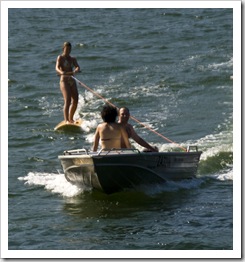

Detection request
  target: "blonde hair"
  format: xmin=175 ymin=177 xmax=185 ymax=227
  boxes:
xmin=63 ymin=42 xmax=72 ymax=49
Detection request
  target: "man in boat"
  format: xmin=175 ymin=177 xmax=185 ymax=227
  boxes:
xmin=56 ymin=42 xmax=80 ymax=124
xmin=118 ymin=107 xmax=158 ymax=152
xmin=93 ymin=105 xmax=131 ymax=151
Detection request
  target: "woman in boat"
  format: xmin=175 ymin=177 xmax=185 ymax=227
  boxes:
xmin=55 ymin=42 xmax=80 ymax=124
xmin=118 ymin=107 xmax=158 ymax=152
xmin=93 ymin=105 xmax=131 ymax=151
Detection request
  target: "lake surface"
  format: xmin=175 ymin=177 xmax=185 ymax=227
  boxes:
xmin=3 ymin=3 xmax=241 ymax=258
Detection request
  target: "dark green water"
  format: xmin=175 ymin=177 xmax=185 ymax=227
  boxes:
xmin=6 ymin=7 xmax=234 ymax=253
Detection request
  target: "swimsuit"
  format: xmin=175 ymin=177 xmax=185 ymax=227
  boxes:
xmin=63 ymin=58 xmax=74 ymax=69
xmin=60 ymin=56 xmax=75 ymax=86
xmin=60 ymin=77 xmax=75 ymax=87
xmin=101 ymin=138 xmax=121 ymax=141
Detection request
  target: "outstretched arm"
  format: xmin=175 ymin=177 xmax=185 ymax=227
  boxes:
xmin=130 ymin=125 xmax=158 ymax=152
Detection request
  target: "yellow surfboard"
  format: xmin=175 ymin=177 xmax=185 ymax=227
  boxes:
xmin=54 ymin=119 xmax=83 ymax=132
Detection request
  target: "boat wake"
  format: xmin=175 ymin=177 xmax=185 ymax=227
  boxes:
xmin=195 ymin=132 xmax=233 ymax=180
xmin=18 ymin=168 xmax=232 ymax=199
xmin=18 ymin=172 xmax=91 ymax=198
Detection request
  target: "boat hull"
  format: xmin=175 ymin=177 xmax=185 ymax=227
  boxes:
xmin=59 ymin=149 xmax=202 ymax=194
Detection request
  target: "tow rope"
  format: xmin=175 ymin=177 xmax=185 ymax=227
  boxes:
xmin=72 ymin=76 xmax=187 ymax=152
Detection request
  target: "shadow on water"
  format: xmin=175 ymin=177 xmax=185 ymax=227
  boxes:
xmin=62 ymin=181 xmax=202 ymax=220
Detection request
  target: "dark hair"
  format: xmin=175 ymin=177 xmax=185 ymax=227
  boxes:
xmin=120 ymin=107 xmax=130 ymax=114
xmin=101 ymin=105 xmax=118 ymax=123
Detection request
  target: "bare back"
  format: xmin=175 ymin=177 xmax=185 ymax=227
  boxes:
xmin=93 ymin=122 xmax=131 ymax=151
xmin=99 ymin=123 xmax=122 ymax=149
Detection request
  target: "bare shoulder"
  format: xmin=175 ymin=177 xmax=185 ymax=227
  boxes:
xmin=110 ymin=122 xmax=121 ymax=130
xmin=71 ymin=56 xmax=78 ymax=62
xmin=72 ymin=56 xmax=79 ymax=66
xmin=126 ymin=123 xmax=134 ymax=132
xmin=128 ymin=123 xmax=139 ymax=139
xmin=97 ymin=123 xmax=105 ymax=129
xmin=58 ymin=55 xmax=66 ymax=63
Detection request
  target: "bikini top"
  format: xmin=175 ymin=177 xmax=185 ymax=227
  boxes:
xmin=62 ymin=56 xmax=74 ymax=70
xmin=101 ymin=137 xmax=121 ymax=141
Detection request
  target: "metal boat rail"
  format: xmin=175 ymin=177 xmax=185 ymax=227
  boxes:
xmin=186 ymin=146 xmax=199 ymax=152
xmin=61 ymin=148 xmax=141 ymax=157
xmin=97 ymin=148 xmax=141 ymax=155
xmin=61 ymin=146 xmax=200 ymax=157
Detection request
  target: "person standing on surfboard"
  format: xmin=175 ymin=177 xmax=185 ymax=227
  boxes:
xmin=56 ymin=42 xmax=80 ymax=124
xmin=118 ymin=107 xmax=158 ymax=152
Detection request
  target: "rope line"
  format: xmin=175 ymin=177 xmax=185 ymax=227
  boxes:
xmin=72 ymin=76 xmax=187 ymax=152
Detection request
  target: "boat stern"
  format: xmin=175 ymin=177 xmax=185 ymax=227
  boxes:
xmin=58 ymin=149 xmax=102 ymax=191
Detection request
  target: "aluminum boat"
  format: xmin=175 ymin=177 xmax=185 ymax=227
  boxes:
xmin=58 ymin=147 xmax=202 ymax=194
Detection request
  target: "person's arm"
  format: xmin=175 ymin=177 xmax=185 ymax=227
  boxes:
xmin=64 ymin=57 xmax=80 ymax=75
xmin=55 ymin=55 xmax=64 ymax=75
xmin=72 ymin=57 xmax=80 ymax=74
xmin=130 ymin=125 xmax=158 ymax=152
xmin=55 ymin=56 xmax=80 ymax=76
xmin=93 ymin=127 xmax=100 ymax=151
xmin=121 ymin=127 xmax=131 ymax=149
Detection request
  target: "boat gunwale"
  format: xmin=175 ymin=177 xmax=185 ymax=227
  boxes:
xmin=58 ymin=151 xmax=202 ymax=160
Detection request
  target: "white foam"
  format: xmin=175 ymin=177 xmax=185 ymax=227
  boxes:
xmin=195 ymin=129 xmax=232 ymax=161
xmin=81 ymin=119 xmax=98 ymax=133
xmin=18 ymin=172 xmax=87 ymax=197
xmin=208 ymin=57 xmax=233 ymax=70
xmin=85 ymin=133 xmax=95 ymax=144
xmin=74 ymin=94 xmax=85 ymax=120
xmin=205 ymin=168 xmax=233 ymax=181
xmin=214 ymin=169 xmax=233 ymax=181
